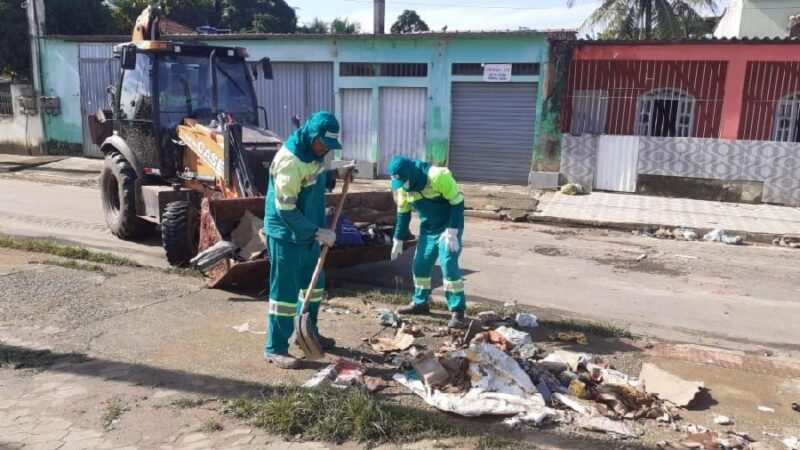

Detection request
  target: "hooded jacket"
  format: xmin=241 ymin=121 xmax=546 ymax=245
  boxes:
xmin=391 ymin=157 xmax=465 ymax=240
xmin=264 ymin=114 xmax=336 ymax=244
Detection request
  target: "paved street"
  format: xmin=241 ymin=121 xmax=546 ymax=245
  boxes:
xmin=1 ymin=172 xmax=799 ymax=354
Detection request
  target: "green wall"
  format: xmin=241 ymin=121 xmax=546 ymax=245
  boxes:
xmin=40 ymin=33 xmax=555 ymax=175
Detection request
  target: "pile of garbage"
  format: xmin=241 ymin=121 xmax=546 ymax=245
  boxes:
xmin=363 ymin=308 xmax=695 ymax=438
xmin=635 ymin=226 xmax=745 ymax=245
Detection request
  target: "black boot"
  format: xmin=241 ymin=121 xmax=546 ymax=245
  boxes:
xmin=448 ymin=311 xmax=467 ymax=329
xmin=397 ymin=302 xmax=431 ymax=315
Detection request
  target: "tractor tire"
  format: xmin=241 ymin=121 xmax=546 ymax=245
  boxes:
xmin=161 ymin=200 xmax=200 ymax=267
xmin=100 ymin=152 xmax=153 ymax=240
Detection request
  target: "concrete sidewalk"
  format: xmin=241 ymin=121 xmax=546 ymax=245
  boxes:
xmin=537 ymin=191 xmax=800 ymax=238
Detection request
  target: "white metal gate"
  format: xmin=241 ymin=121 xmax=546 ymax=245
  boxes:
xmin=250 ymin=62 xmax=334 ymax=140
xmin=378 ymin=87 xmax=426 ymax=175
xmin=340 ymin=89 xmax=372 ymax=163
xmin=594 ymin=135 xmax=640 ymax=192
xmin=79 ymin=44 xmax=118 ymax=157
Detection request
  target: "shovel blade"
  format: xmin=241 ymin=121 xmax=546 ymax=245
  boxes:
xmin=294 ymin=313 xmax=324 ymax=360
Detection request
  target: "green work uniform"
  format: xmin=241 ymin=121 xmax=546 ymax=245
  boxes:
xmin=263 ymin=112 xmax=338 ymax=356
xmin=391 ymin=157 xmax=467 ymax=312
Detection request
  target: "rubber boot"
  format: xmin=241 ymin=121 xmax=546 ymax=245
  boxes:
xmin=398 ymin=302 xmax=431 ymax=315
xmin=448 ymin=311 xmax=467 ymax=329
xmin=264 ymin=352 xmax=300 ymax=369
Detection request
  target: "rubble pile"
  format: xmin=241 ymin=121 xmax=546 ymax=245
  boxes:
xmin=635 ymin=226 xmax=746 ymax=246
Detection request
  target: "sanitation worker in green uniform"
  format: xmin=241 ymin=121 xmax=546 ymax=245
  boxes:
xmin=388 ymin=156 xmax=467 ymax=329
xmin=263 ymin=111 xmax=355 ymax=369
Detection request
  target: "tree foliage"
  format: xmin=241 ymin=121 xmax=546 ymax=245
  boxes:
xmin=570 ymin=0 xmax=719 ymax=39
xmin=390 ymin=9 xmax=429 ymax=34
xmin=0 ymin=0 xmax=30 ymax=79
xmin=330 ymin=17 xmax=360 ymax=34
xmin=107 ymin=0 xmax=217 ymax=32
xmin=45 ymin=0 xmax=121 ymax=35
xmin=217 ymin=0 xmax=297 ymax=33
xmin=298 ymin=17 xmax=329 ymax=34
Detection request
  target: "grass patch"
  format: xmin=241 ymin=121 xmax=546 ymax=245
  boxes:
xmin=540 ymin=319 xmax=632 ymax=339
xmin=30 ymin=259 xmax=109 ymax=274
xmin=163 ymin=267 xmax=206 ymax=279
xmin=169 ymin=397 xmax=210 ymax=409
xmin=0 ymin=348 xmax=58 ymax=370
xmin=199 ymin=418 xmax=223 ymax=432
xmin=102 ymin=398 xmax=127 ymax=428
xmin=476 ymin=435 xmax=537 ymax=449
xmin=223 ymin=387 xmax=453 ymax=445
xmin=0 ymin=234 xmax=140 ymax=267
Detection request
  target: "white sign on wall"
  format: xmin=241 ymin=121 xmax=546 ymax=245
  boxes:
xmin=483 ymin=64 xmax=512 ymax=82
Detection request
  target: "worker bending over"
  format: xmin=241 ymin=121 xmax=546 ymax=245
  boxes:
xmin=388 ymin=156 xmax=467 ymax=329
xmin=263 ymin=111 xmax=355 ymax=369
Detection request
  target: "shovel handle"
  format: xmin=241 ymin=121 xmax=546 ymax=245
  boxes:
xmin=301 ymin=168 xmax=353 ymax=313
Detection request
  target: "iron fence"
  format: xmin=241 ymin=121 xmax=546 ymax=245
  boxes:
xmin=0 ymin=88 xmax=12 ymax=116
xmin=739 ymin=61 xmax=800 ymax=142
xmin=563 ymin=60 xmax=727 ymax=139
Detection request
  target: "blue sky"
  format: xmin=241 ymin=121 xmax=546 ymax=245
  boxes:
xmin=289 ymin=0 xmax=604 ymax=33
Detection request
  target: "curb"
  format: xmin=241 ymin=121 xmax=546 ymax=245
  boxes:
xmin=532 ymin=214 xmax=784 ymax=245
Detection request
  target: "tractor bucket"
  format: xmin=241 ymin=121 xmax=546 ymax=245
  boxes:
xmin=197 ymin=190 xmax=416 ymax=290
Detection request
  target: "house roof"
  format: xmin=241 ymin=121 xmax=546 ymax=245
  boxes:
xmin=572 ymin=36 xmax=799 ymax=45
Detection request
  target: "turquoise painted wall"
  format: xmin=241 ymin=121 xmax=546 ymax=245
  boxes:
xmin=39 ymin=38 xmax=83 ymax=146
xmin=40 ymin=34 xmax=552 ymax=171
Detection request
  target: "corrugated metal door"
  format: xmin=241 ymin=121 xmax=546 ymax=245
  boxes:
xmin=448 ymin=82 xmax=537 ymax=184
xmin=79 ymin=44 xmax=119 ymax=157
xmin=250 ymin=62 xmax=334 ymax=140
xmin=594 ymin=135 xmax=639 ymax=192
xmin=378 ymin=87 xmax=426 ymax=175
xmin=340 ymin=89 xmax=372 ymax=162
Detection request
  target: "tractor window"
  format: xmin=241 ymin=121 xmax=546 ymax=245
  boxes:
xmin=156 ymin=54 xmax=257 ymax=125
xmin=118 ymin=53 xmax=153 ymax=121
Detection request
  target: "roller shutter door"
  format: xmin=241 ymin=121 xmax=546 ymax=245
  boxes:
xmin=448 ymin=82 xmax=537 ymax=184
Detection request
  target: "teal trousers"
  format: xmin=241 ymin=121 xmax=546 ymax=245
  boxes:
xmin=265 ymin=236 xmax=325 ymax=355
xmin=411 ymin=230 xmax=466 ymax=312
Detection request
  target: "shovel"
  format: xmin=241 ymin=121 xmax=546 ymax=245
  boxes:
xmin=295 ymin=169 xmax=353 ymax=360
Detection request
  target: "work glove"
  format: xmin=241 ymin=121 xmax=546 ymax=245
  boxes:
xmin=336 ymin=161 xmax=358 ymax=182
xmin=315 ymin=228 xmax=337 ymax=248
xmin=391 ymin=238 xmax=403 ymax=261
xmin=438 ymin=228 xmax=460 ymax=253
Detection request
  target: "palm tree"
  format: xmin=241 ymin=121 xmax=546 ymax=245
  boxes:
xmin=568 ymin=0 xmax=719 ymax=39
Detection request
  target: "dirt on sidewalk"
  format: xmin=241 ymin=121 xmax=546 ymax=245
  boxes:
xmin=1 ymin=246 xmax=799 ymax=450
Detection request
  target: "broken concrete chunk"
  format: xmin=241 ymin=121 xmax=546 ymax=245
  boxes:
xmin=477 ymin=311 xmax=503 ymax=325
xmin=639 ymin=363 xmax=704 ymax=407
xmin=579 ymin=415 xmax=641 ymax=438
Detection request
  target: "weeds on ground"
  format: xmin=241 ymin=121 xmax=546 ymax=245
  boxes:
xmin=476 ymin=435 xmax=537 ymax=449
xmin=199 ymin=418 xmax=223 ymax=432
xmin=223 ymin=387 xmax=453 ymax=445
xmin=540 ymin=319 xmax=632 ymax=338
xmin=163 ymin=267 xmax=205 ymax=279
xmin=0 ymin=348 xmax=57 ymax=370
xmin=30 ymin=259 xmax=109 ymax=274
xmin=169 ymin=397 xmax=211 ymax=409
xmin=102 ymin=398 xmax=127 ymax=428
xmin=0 ymin=234 xmax=140 ymax=267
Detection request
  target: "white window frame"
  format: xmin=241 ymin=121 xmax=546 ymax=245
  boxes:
xmin=773 ymin=92 xmax=800 ymax=142
xmin=635 ymin=88 xmax=695 ymax=138
xmin=570 ymin=90 xmax=608 ymax=135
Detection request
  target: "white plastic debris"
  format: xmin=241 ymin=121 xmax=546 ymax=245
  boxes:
xmin=232 ymin=322 xmax=250 ymax=333
xmin=758 ymin=405 xmax=776 ymax=413
xmin=539 ymin=353 xmax=569 ymax=373
xmin=722 ymin=235 xmax=744 ymax=245
xmin=601 ymin=368 xmax=642 ymax=389
xmin=681 ymin=229 xmax=698 ymax=241
xmin=783 ymin=436 xmax=799 ymax=450
xmin=304 ymin=359 xmax=364 ymax=388
xmin=494 ymin=326 xmax=533 ymax=349
xmin=393 ymin=373 xmax=557 ymax=425
xmin=713 ymin=415 xmax=733 ymax=425
xmin=580 ymin=415 xmax=640 ymax=438
xmin=703 ymin=228 xmax=725 ymax=242
xmin=460 ymin=343 xmax=538 ymax=397
xmin=515 ymin=312 xmax=538 ymax=328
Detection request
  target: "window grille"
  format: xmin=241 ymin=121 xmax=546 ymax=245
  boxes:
xmin=340 ymin=63 xmax=427 ymax=77
xmin=635 ymin=89 xmax=695 ymax=138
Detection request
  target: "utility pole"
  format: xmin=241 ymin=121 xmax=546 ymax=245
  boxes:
xmin=374 ymin=0 xmax=385 ymax=34
xmin=24 ymin=0 xmax=46 ymax=94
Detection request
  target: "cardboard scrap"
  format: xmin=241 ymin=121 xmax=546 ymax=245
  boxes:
xmin=364 ymin=330 xmax=415 ymax=353
xmin=639 ymin=363 xmax=704 ymax=407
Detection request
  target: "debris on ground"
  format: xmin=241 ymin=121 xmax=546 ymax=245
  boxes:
xmin=639 ymin=363 xmax=704 ymax=408
xmin=477 ymin=310 xmax=504 ymax=325
xmin=304 ymin=359 xmax=365 ymax=388
xmin=580 ymin=415 xmax=641 ymax=438
xmin=377 ymin=309 xmax=400 ymax=327
xmin=714 ymin=415 xmax=733 ymax=425
xmin=364 ymin=330 xmax=415 ymax=353
xmin=773 ymin=234 xmax=800 ymax=249
xmin=658 ymin=430 xmax=760 ymax=449
xmin=495 ymin=326 xmax=533 ymax=348
xmin=637 ymin=253 xmax=648 ymax=262
xmin=703 ymin=228 xmax=745 ymax=245
xmin=784 ymin=436 xmax=799 ymax=450
xmin=363 ymin=375 xmax=389 ymax=393
xmin=758 ymin=405 xmax=776 ymax=413
xmin=230 ymin=322 xmax=265 ymax=335
xmin=230 ymin=210 xmax=266 ymax=260
xmin=515 ymin=312 xmax=538 ymax=328
xmin=550 ymin=331 xmax=589 ymax=345
xmin=560 ymin=183 xmax=588 ymax=195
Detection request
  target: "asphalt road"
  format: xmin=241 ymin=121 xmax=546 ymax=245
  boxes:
xmin=1 ymin=175 xmax=798 ymax=354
